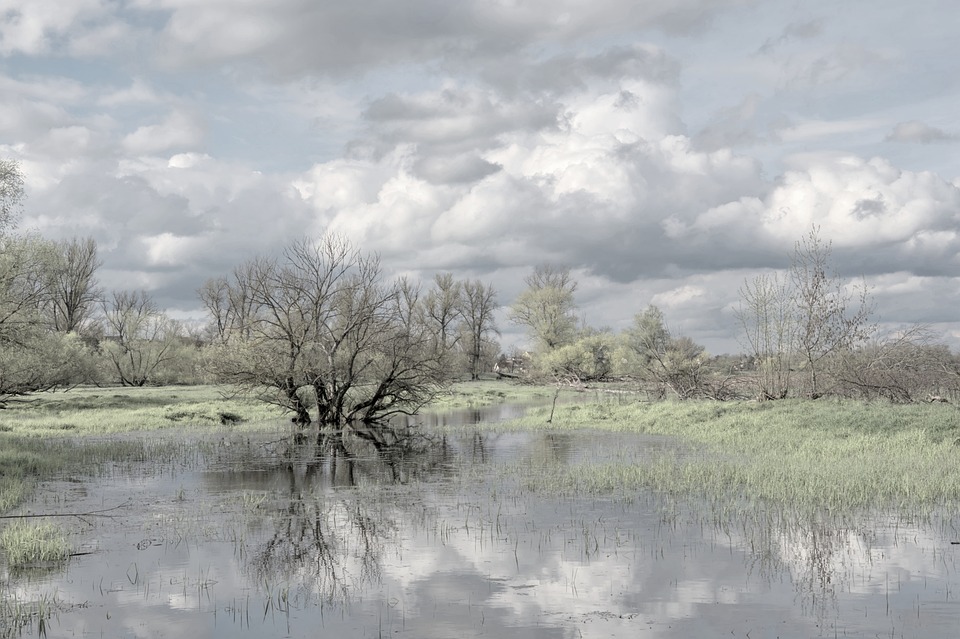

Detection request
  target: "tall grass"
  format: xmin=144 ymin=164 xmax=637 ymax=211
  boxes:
xmin=494 ymin=398 xmax=960 ymax=512
xmin=0 ymin=521 xmax=70 ymax=567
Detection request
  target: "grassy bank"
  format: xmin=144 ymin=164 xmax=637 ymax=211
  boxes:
xmin=492 ymin=398 xmax=960 ymax=512
xmin=0 ymin=385 xmax=285 ymax=515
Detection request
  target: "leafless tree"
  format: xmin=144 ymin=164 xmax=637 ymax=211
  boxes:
xmin=736 ymin=271 xmax=795 ymax=399
xmin=100 ymin=289 xmax=182 ymax=386
xmin=834 ymin=325 xmax=959 ymax=402
xmin=206 ymin=235 xmax=447 ymax=426
xmin=791 ymin=227 xmax=873 ymax=398
xmin=460 ymin=279 xmax=499 ymax=380
xmin=44 ymin=236 xmax=102 ymax=333
xmin=422 ymin=272 xmax=463 ymax=368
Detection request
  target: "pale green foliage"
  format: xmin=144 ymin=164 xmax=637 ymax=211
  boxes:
xmin=535 ymin=332 xmax=614 ymax=381
xmin=0 ymin=236 xmax=96 ymax=403
xmin=493 ymin=398 xmax=960 ymax=511
xmin=622 ymin=305 xmax=709 ymax=398
xmin=0 ymin=158 xmax=24 ymax=234
xmin=509 ymin=265 xmax=578 ymax=351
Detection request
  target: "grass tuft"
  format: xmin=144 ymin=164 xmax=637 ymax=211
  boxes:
xmin=0 ymin=521 xmax=70 ymax=567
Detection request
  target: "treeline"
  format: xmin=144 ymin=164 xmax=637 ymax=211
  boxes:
xmin=509 ymin=229 xmax=960 ymax=403
xmin=3 ymin=157 xmax=959 ymax=420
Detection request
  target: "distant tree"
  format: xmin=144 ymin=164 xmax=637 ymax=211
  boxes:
xmin=791 ymin=227 xmax=873 ymax=398
xmin=43 ymin=236 xmax=102 ymax=334
xmin=0 ymin=235 xmax=94 ymax=404
xmin=509 ymin=264 xmax=578 ymax=351
xmin=834 ymin=325 xmax=959 ymax=402
xmin=422 ymin=272 xmax=463 ymax=371
xmin=206 ymin=235 xmax=447 ymax=426
xmin=736 ymin=272 xmax=794 ymax=400
xmin=460 ymin=279 xmax=499 ymax=380
xmin=100 ymin=290 xmax=182 ymax=386
xmin=537 ymin=331 xmax=614 ymax=382
xmin=0 ymin=158 xmax=24 ymax=234
xmin=623 ymin=305 xmax=709 ymax=399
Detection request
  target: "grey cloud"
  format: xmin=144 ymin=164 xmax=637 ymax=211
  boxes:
xmin=413 ymin=154 xmax=501 ymax=185
xmin=757 ymin=18 xmax=824 ymax=54
xmin=885 ymin=121 xmax=958 ymax=144
xmin=693 ymin=94 xmax=768 ymax=151
xmin=363 ymin=87 xmax=559 ymax=154
xmin=145 ymin=0 xmax=745 ymax=79
xmin=475 ymin=44 xmax=681 ymax=97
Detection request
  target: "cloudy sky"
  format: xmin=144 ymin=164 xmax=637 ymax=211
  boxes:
xmin=2 ymin=0 xmax=959 ymax=353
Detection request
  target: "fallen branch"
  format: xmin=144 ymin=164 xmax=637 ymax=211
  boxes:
xmin=0 ymin=501 xmax=130 ymax=520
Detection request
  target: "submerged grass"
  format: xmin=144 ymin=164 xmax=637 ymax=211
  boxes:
xmin=494 ymin=398 xmax=960 ymax=512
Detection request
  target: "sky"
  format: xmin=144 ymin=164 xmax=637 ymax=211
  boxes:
xmin=2 ymin=0 xmax=959 ymax=354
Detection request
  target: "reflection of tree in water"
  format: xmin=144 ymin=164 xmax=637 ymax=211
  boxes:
xmin=740 ymin=512 xmax=881 ymax=622
xmin=245 ymin=425 xmax=453 ymax=605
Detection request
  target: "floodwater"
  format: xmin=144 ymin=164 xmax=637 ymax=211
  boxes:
xmin=4 ymin=404 xmax=960 ymax=638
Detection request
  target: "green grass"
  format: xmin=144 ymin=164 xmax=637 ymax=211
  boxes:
xmin=0 ymin=385 xmax=283 ymax=435
xmin=0 ymin=385 xmax=287 ymax=515
xmin=429 ymin=379 xmax=575 ymax=409
xmin=492 ymin=398 xmax=960 ymax=512
xmin=0 ymin=520 xmax=70 ymax=567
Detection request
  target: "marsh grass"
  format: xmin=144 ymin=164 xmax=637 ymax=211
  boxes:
xmin=494 ymin=398 xmax=960 ymax=512
xmin=429 ymin=380 xmax=554 ymax=409
xmin=0 ymin=520 xmax=70 ymax=567
xmin=0 ymin=385 xmax=281 ymax=436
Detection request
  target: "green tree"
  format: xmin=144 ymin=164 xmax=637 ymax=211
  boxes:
xmin=509 ymin=264 xmax=578 ymax=351
xmin=0 ymin=158 xmax=24 ymax=234
xmin=623 ymin=305 xmax=708 ymax=399
xmin=0 ymin=235 xmax=94 ymax=404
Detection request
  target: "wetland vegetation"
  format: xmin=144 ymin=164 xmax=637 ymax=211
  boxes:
xmin=2 ymin=382 xmax=960 ymax=637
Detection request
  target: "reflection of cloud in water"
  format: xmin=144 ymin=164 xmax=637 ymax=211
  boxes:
xmin=6 ymin=424 xmax=960 ymax=638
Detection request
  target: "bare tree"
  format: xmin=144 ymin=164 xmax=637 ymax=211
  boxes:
xmin=422 ymin=272 xmax=463 ymax=368
xmin=736 ymin=272 xmax=794 ymax=399
xmin=206 ymin=235 xmax=447 ymax=426
xmin=44 ymin=236 xmax=102 ymax=333
xmin=834 ymin=325 xmax=959 ymax=402
xmin=791 ymin=227 xmax=874 ymax=398
xmin=460 ymin=279 xmax=499 ymax=380
xmin=100 ymin=290 xmax=182 ymax=386
xmin=509 ymin=264 xmax=578 ymax=351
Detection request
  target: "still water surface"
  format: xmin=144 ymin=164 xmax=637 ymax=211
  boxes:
xmin=5 ymin=403 xmax=960 ymax=638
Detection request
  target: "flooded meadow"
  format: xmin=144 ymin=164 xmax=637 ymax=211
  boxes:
xmin=3 ymin=402 xmax=960 ymax=638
